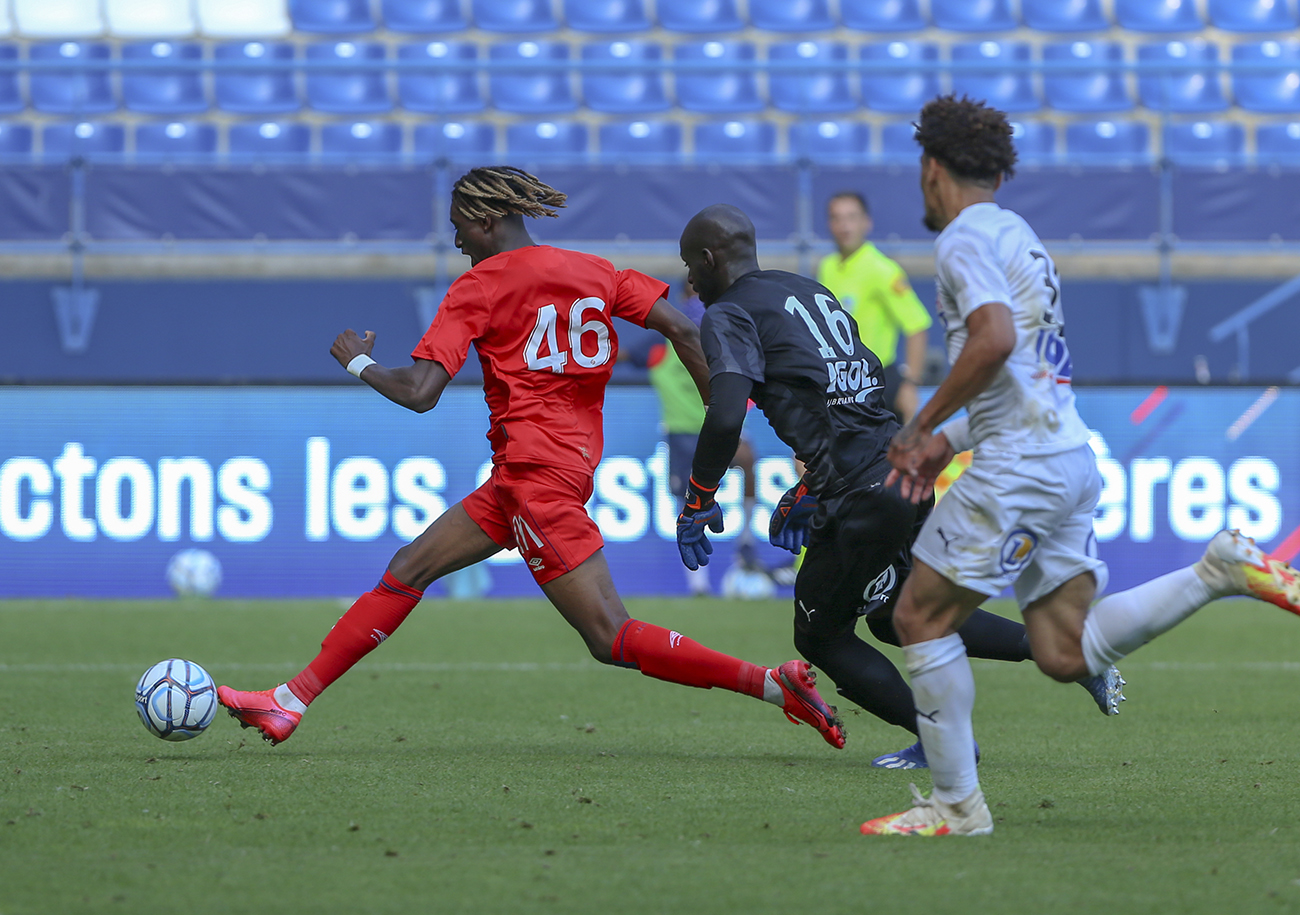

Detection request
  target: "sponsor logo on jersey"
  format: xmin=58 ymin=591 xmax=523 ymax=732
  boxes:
xmin=999 ymin=529 xmax=1039 ymax=574
xmin=825 ymin=359 xmax=882 ymax=405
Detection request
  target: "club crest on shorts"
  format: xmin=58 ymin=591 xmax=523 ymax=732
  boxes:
xmin=863 ymin=565 xmax=897 ymax=604
xmin=1000 ymin=529 xmax=1038 ymax=573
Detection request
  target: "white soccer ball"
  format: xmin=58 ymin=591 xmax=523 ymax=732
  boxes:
xmin=135 ymin=659 xmax=217 ymax=741
xmin=721 ymin=565 xmax=776 ymax=601
xmin=166 ymin=548 xmax=222 ymax=597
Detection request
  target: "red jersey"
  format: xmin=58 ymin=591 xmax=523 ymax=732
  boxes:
xmin=412 ymin=245 xmax=668 ymax=474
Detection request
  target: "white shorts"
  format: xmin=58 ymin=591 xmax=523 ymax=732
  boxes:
xmin=912 ymin=444 xmax=1109 ymax=609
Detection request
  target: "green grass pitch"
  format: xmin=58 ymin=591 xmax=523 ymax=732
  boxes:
xmin=3 ymin=595 xmax=1300 ymax=914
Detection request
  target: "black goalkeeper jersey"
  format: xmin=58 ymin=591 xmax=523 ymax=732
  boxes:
xmin=699 ymin=269 xmax=899 ymax=497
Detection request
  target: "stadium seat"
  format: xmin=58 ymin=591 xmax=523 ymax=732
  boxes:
xmin=122 ymin=42 xmax=207 ymax=114
xmin=42 ymin=121 xmax=126 ymax=157
xmin=136 ymin=121 xmax=218 ymax=158
xmin=13 ymin=0 xmax=104 ymax=38
xmin=769 ymin=41 xmax=853 ymax=114
xmin=290 ymin=0 xmax=375 ymax=32
xmin=951 ymin=41 xmax=1039 ymax=112
xmin=750 ymin=0 xmax=834 ymax=32
xmin=581 ymin=41 xmax=668 ymax=114
xmin=1043 ymin=41 xmax=1131 ymax=112
xmin=1021 ymin=0 xmax=1108 ymax=32
xmin=1010 ymin=120 xmax=1056 ymax=162
xmin=1209 ymin=0 xmax=1298 ymax=32
xmin=473 ymin=0 xmax=557 ymax=32
xmin=306 ymin=41 xmax=392 ymax=113
xmin=564 ymin=0 xmax=650 ymax=32
xmin=1137 ymin=41 xmax=1227 ymax=113
xmin=1065 ymin=119 xmax=1151 ymax=164
xmin=383 ymin=0 xmax=468 ymax=31
xmin=104 ymin=0 xmax=196 ymax=37
xmin=788 ymin=119 xmax=870 ymax=162
xmin=321 ymin=120 xmax=403 ymax=157
xmin=658 ymin=0 xmax=744 ymax=33
xmin=0 ymin=123 xmax=34 ymax=156
xmin=931 ymin=0 xmax=1016 ymax=32
xmin=1115 ymin=0 xmax=1201 ymax=31
xmin=0 ymin=46 xmax=22 ymax=113
xmin=0 ymin=4 xmax=11 ymax=35
xmin=488 ymin=41 xmax=575 ymax=113
xmin=195 ymin=0 xmax=292 ymax=37
xmin=413 ymin=120 xmax=495 ymax=160
xmin=880 ymin=120 xmax=919 ymax=161
xmin=840 ymin=0 xmax=926 ymax=31
xmin=860 ymin=42 xmax=940 ymax=113
xmin=693 ymin=120 xmax=776 ymax=162
xmin=398 ymin=41 xmax=483 ymax=113
xmin=1233 ymin=41 xmax=1300 ymax=114
xmin=506 ymin=120 xmax=589 ymax=160
xmin=598 ymin=119 xmax=682 ymax=160
xmin=1256 ymin=121 xmax=1300 ymax=164
xmin=1163 ymin=120 xmax=1245 ymax=166
xmin=215 ymin=42 xmax=298 ymax=113
xmin=674 ymin=41 xmax=762 ymax=114
xmin=30 ymin=43 xmax=115 ymax=114
xmin=228 ymin=120 xmax=311 ymax=158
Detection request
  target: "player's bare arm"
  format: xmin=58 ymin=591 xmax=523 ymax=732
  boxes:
xmin=644 ymin=297 xmax=711 ymax=404
xmin=331 ymin=328 xmax=451 ymax=414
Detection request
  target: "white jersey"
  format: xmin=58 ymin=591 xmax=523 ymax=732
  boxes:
xmin=934 ymin=202 xmax=1090 ymax=456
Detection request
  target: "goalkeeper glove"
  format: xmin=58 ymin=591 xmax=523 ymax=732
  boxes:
xmin=769 ymin=479 xmax=818 ymax=554
xmin=676 ymin=476 xmax=724 ymax=571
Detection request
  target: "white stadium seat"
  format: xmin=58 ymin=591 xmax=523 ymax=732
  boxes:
xmin=196 ymin=0 xmax=290 ymax=37
xmin=13 ymin=0 xmax=104 ymax=37
xmin=105 ymin=0 xmax=197 ymax=37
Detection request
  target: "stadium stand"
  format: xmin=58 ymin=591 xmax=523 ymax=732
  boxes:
xmin=931 ymin=0 xmax=1017 ymax=32
xmin=0 ymin=122 xmax=33 ymax=155
xmin=12 ymin=0 xmax=104 ymax=38
xmin=564 ymin=0 xmax=651 ymax=33
xmin=29 ymin=42 xmax=115 ymax=114
xmin=382 ymin=0 xmax=468 ymax=32
xmin=1022 ymin=0 xmax=1109 ymax=32
xmin=489 ymin=40 xmax=576 ymax=113
xmin=1163 ymin=120 xmax=1245 ymax=166
xmin=472 ymin=0 xmax=557 ymax=32
xmin=675 ymin=41 xmax=763 ymax=113
xmin=1065 ymin=118 xmax=1151 ymax=164
xmin=951 ymin=41 xmax=1040 ymax=113
xmin=507 ymin=119 xmax=589 ymax=159
xmin=228 ymin=120 xmax=312 ymax=157
xmin=880 ymin=119 xmax=918 ymax=161
xmin=0 ymin=46 xmax=21 ymax=113
xmin=599 ymin=118 xmax=682 ymax=159
xmin=840 ymin=0 xmax=926 ymax=31
xmin=1137 ymin=40 xmax=1228 ymax=113
xmin=749 ymin=0 xmax=835 ymax=32
xmin=413 ymin=119 xmax=495 ymax=158
xmin=1256 ymin=121 xmax=1300 ymax=163
xmin=305 ymin=41 xmax=391 ymax=113
xmin=1010 ymin=119 xmax=1056 ymax=162
xmin=321 ymin=119 xmax=403 ymax=156
xmin=1208 ymin=0 xmax=1298 ymax=32
xmin=1232 ymin=41 xmax=1300 ymax=114
xmin=581 ymin=41 xmax=669 ymax=113
xmin=215 ymin=41 xmax=300 ymax=113
xmin=788 ymin=118 xmax=870 ymax=162
xmin=1043 ymin=41 xmax=1132 ymax=113
xmin=290 ymin=0 xmax=376 ymax=33
xmin=1115 ymin=0 xmax=1202 ymax=32
xmin=41 ymin=120 xmax=125 ymax=156
xmin=860 ymin=41 xmax=942 ymax=113
xmin=657 ymin=0 xmax=744 ymax=33
xmin=694 ymin=119 xmax=777 ymax=161
xmin=397 ymin=41 xmax=483 ymax=113
xmin=195 ymin=0 xmax=292 ymax=37
xmin=122 ymin=42 xmax=208 ymax=115
xmin=136 ymin=120 xmax=218 ymax=157
xmin=104 ymin=0 xmax=197 ymax=38
xmin=768 ymin=41 xmax=855 ymax=114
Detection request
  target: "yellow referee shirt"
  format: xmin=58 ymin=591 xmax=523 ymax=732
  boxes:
xmin=817 ymin=242 xmax=931 ymax=368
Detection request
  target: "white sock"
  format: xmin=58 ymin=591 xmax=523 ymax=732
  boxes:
xmin=904 ymin=633 xmax=979 ymax=805
xmin=738 ymin=496 xmax=756 ymax=546
xmin=275 ymin=683 xmax=308 ymax=715
xmin=762 ymin=669 xmax=784 ymax=705
xmin=686 ymin=565 xmax=710 ymax=594
xmin=1081 ymin=566 xmax=1215 ymax=675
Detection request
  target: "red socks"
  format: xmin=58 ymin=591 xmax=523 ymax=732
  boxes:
xmin=287 ymin=571 xmax=423 ymax=705
xmin=612 ymin=619 xmax=768 ymax=699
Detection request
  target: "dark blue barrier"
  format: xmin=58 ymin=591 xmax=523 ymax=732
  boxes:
xmin=0 ymin=167 xmax=70 ymax=240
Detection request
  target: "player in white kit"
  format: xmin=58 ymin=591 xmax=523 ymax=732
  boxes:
xmin=860 ymin=95 xmax=1300 ymax=837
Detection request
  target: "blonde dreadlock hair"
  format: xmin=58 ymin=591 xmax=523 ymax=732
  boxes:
xmin=452 ymin=166 xmax=568 ymax=220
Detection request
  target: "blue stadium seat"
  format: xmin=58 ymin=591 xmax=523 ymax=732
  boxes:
xmin=306 ymin=42 xmax=392 ymax=113
xmin=1233 ymin=41 xmax=1300 ymax=113
xmin=122 ymin=42 xmax=207 ymax=115
xmin=931 ymin=0 xmax=1016 ymax=32
xmin=290 ymin=0 xmax=375 ymax=32
xmin=750 ymin=0 xmax=834 ymax=31
xmin=382 ymin=0 xmax=468 ymax=31
xmin=880 ymin=120 xmax=919 ymax=161
xmin=581 ymin=41 xmax=667 ymax=114
xmin=321 ymin=121 xmax=404 ymax=157
xmin=473 ymin=0 xmax=557 ymax=31
xmin=136 ymin=121 xmax=218 ymax=159
xmin=694 ymin=120 xmax=777 ymax=161
xmin=215 ymin=42 xmax=299 ymax=114
xmin=658 ymin=0 xmax=743 ymax=33
xmin=1021 ymin=0 xmax=1108 ymax=31
xmin=489 ymin=41 xmax=575 ymax=113
xmin=788 ymin=120 xmax=870 ymax=162
xmin=951 ymin=41 xmax=1039 ymax=112
xmin=1009 ymin=120 xmax=1056 ymax=162
xmin=413 ymin=120 xmax=496 ymax=160
xmin=861 ymin=41 xmax=940 ymax=113
xmin=1163 ymin=120 xmax=1245 ymax=166
xmin=1043 ymin=41 xmax=1131 ymax=112
xmin=840 ymin=0 xmax=926 ymax=31
xmin=43 ymin=122 xmax=126 ymax=158
xmin=30 ymin=43 xmax=115 ymax=115
xmin=1209 ymin=0 xmax=1298 ymax=32
xmin=0 ymin=47 xmax=22 ymax=114
xmin=506 ymin=120 xmax=589 ymax=160
xmin=398 ymin=41 xmax=483 ymax=113
xmin=674 ymin=41 xmax=762 ymax=114
xmin=564 ymin=0 xmax=650 ymax=32
xmin=1065 ymin=119 xmax=1151 ymax=164
xmin=769 ymin=41 xmax=854 ymax=114
xmin=0 ymin=123 xmax=34 ymax=156
xmin=1256 ymin=121 xmax=1300 ymax=164
xmin=1115 ymin=0 xmax=1201 ymax=31
xmin=1138 ymin=41 xmax=1227 ymax=113
xmin=598 ymin=119 xmax=682 ymax=159
xmin=228 ymin=121 xmax=312 ymax=158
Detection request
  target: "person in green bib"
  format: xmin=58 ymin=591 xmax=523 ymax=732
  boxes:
xmin=818 ymin=191 xmax=933 ymax=423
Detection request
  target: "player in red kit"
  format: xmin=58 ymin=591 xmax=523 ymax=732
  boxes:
xmin=216 ymin=166 xmax=845 ymax=750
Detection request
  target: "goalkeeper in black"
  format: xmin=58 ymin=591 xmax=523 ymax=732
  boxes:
xmin=674 ymin=204 xmax=1120 ymax=768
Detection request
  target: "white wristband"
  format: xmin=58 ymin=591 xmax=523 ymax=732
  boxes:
xmin=346 ymin=354 xmax=376 ymax=378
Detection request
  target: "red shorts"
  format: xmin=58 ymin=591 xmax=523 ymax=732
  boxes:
xmin=461 ymin=463 xmax=604 ymax=585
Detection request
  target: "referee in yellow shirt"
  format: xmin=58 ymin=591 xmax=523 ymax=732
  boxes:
xmin=817 ymin=191 xmax=932 ymax=422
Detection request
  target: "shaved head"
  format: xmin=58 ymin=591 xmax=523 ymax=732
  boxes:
xmin=679 ymin=205 xmax=761 ymax=306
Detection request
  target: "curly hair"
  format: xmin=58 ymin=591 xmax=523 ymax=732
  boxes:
xmin=452 ymin=166 xmax=568 ymax=220
xmin=914 ymin=94 xmax=1017 ymax=186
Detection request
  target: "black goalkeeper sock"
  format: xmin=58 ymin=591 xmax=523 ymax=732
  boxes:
xmin=866 ymin=607 xmax=1032 ymax=663
xmin=795 ymin=627 xmax=918 ymax=735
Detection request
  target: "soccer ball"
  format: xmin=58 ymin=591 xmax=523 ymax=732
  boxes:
xmin=166 ymin=548 xmax=222 ymax=597
xmin=721 ymin=565 xmax=776 ymax=601
xmin=135 ymin=659 xmax=217 ymax=741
